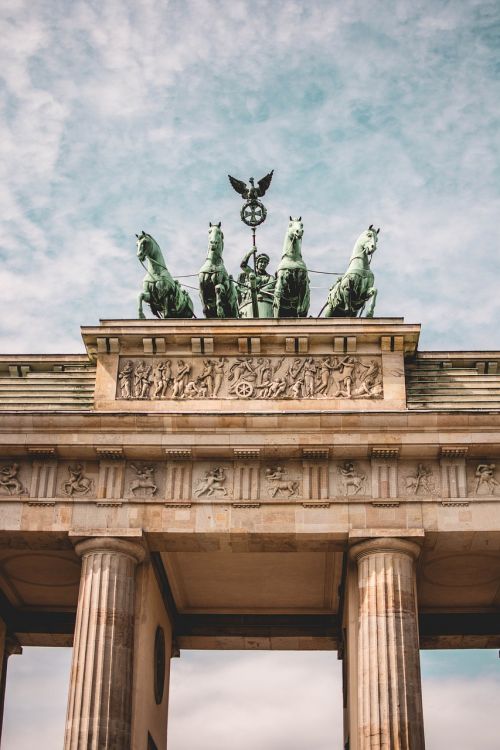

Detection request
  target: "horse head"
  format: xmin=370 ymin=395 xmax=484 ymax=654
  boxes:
xmin=136 ymin=230 xmax=152 ymax=262
xmin=287 ymin=216 xmax=304 ymax=242
xmin=208 ymin=222 xmax=224 ymax=258
xmin=351 ymin=224 xmax=380 ymax=265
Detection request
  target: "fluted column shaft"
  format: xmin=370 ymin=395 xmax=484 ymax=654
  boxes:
xmin=350 ymin=538 xmax=425 ymax=750
xmin=64 ymin=537 xmax=145 ymax=750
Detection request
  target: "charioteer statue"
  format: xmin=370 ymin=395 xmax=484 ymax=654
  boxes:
xmin=134 ymin=170 xmax=380 ymax=321
xmin=237 ymin=250 xmax=276 ymax=318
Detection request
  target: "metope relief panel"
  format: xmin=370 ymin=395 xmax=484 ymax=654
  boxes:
xmin=192 ymin=463 xmax=233 ymax=500
xmin=399 ymin=462 xmax=440 ymax=497
xmin=125 ymin=462 xmax=165 ymax=500
xmin=332 ymin=461 xmax=371 ymax=498
xmin=260 ymin=464 xmax=301 ymax=500
xmin=467 ymin=461 xmax=500 ymax=497
xmin=116 ymin=356 xmax=383 ymax=401
xmin=57 ymin=462 xmax=97 ymax=498
xmin=0 ymin=462 xmax=30 ymax=496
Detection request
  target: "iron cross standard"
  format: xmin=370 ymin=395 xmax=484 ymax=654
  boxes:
xmin=227 ymin=170 xmax=274 ymax=269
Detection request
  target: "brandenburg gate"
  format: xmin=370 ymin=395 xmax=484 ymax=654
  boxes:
xmin=1 ymin=182 xmax=500 ymax=748
xmin=1 ymin=316 xmax=500 ymax=749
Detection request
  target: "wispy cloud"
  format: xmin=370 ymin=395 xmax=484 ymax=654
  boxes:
xmin=4 ymin=648 xmax=500 ymax=749
xmin=0 ymin=0 xmax=499 ymax=350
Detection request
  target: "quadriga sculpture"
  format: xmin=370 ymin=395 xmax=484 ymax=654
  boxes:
xmin=198 ymin=222 xmax=239 ymax=318
xmin=136 ymin=231 xmax=194 ymax=319
xmin=323 ymin=225 xmax=379 ymax=318
xmin=273 ymin=217 xmax=310 ymax=318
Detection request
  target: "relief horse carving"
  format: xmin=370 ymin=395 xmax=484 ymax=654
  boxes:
xmin=198 ymin=223 xmax=239 ymax=318
xmin=323 ymin=225 xmax=379 ymax=318
xmin=273 ymin=217 xmax=310 ymax=318
xmin=136 ymin=231 xmax=194 ymax=319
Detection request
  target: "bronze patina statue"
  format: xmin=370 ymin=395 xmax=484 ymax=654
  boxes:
xmin=237 ymin=250 xmax=276 ymax=318
xmin=322 ymin=225 xmax=379 ymax=318
xmin=273 ymin=217 xmax=310 ymax=318
xmin=136 ymin=231 xmax=194 ymax=319
xmin=198 ymin=222 xmax=239 ymax=318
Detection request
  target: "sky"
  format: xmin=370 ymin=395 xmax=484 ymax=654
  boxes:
xmin=1 ymin=0 xmax=500 ymax=747
xmin=1 ymin=0 xmax=500 ymax=352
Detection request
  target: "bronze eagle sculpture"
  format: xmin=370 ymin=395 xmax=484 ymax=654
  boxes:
xmin=228 ymin=170 xmax=274 ymax=201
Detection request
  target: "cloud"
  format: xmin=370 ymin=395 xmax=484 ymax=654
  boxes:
xmin=4 ymin=649 xmax=500 ymax=750
xmin=0 ymin=0 xmax=499 ymax=351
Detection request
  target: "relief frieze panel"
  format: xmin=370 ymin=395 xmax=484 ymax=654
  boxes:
xmin=0 ymin=463 xmax=28 ymax=496
xmin=5 ymin=458 xmax=500 ymax=504
xmin=116 ymin=355 xmax=383 ymax=401
xmin=467 ymin=462 xmax=500 ymax=497
xmin=191 ymin=463 xmax=233 ymax=499
xmin=400 ymin=462 xmax=440 ymax=497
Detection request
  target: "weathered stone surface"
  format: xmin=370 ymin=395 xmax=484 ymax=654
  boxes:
xmin=350 ymin=538 xmax=425 ymax=750
xmin=64 ymin=537 xmax=145 ymax=750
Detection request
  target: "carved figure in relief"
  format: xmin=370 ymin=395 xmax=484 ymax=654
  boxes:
xmin=405 ymin=464 xmax=434 ymax=495
xmin=338 ymin=461 xmax=366 ymax=495
xmin=153 ymin=361 xmax=172 ymax=399
xmin=474 ymin=463 xmax=500 ymax=495
xmin=194 ymin=467 xmax=228 ymax=497
xmin=134 ymin=360 xmax=152 ymax=399
xmin=352 ymin=359 xmax=382 ymax=398
xmin=184 ymin=380 xmax=200 ymax=398
xmin=287 ymin=358 xmax=305 ymax=385
xmin=129 ymin=464 xmax=157 ymax=496
xmin=265 ymin=466 xmax=298 ymax=497
xmin=267 ymin=377 xmax=288 ymax=399
xmin=197 ymin=382 xmax=209 ymax=398
xmin=213 ymin=358 xmax=226 ymax=396
xmin=228 ymin=357 xmax=258 ymax=398
xmin=290 ymin=379 xmax=303 ymax=399
xmin=118 ymin=360 xmax=134 ymax=399
xmin=303 ymin=358 xmax=318 ymax=398
xmin=172 ymin=360 xmax=191 ymax=398
xmin=62 ymin=464 xmax=93 ymax=496
xmin=197 ymin=360 xmax=215 ymax=397
xmin=0 ymin=463 xmax=26 ymax=495
xmin=317 ymin=357 xmax=335 ymax=395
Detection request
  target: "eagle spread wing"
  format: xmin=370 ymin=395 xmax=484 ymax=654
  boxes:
xmin=256 ymin=170 xmax=274 ymax=197
xmin=228 ymin=175 xmax=248 ymax=198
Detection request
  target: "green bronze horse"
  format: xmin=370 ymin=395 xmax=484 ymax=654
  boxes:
xmin=136 ymin=231 xmax=194 ymax=319
xmin=273 ymin=217 xmax=310 ymax=318
xmin=323 ymin=225 xmax=379 ymax=318
xmin=198 ymin=223 xmax=239 ymax=318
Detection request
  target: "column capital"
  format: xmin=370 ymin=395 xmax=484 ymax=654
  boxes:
xmin=74 ymin=536 xmax=146 ymax=564
xmin=349 ymin=536 xmax=421 ymax=562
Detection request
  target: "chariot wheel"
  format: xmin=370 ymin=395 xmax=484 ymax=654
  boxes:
xmin=235 ymin=381 xmax=254 ymax=398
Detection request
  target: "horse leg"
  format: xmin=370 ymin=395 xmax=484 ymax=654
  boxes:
xmin=138 ymin=291 xmax=147 ymax=320
xmin=273 ymin=273 xmax=283 ymax=318
xmin=215 ymin=284 xmax=225 ymax=318
xmin=365 ymin=288 xmax=377 ymax=318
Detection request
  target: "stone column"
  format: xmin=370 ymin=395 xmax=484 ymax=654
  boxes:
xmin=64 ymin=537 xmax=145 ymax=750
xmin=0 ymin=623 xmax=22 ymax=745
xmin=349 ymin=538 xmax=425 ymax=750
